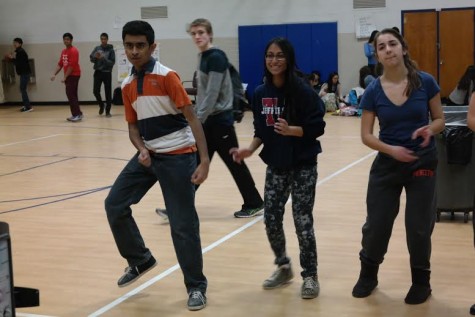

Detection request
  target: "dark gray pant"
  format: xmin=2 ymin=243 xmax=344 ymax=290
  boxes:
xmin=105 ymin=152 xmax=207 ymax=293
xmin=359 ymin=149 xmax=437 ymax=270
xmin=93 ymin=70 xmax=112 ymax=113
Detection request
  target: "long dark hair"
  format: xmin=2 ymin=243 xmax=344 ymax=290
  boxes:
xmin=368 ymin=30 xmax=378 ymax=44
xmin=263 ymin=37 xmax=301 ymax=123
xmin=457 ymin=65 xmax=475 ymax=91
xmin=374 ymin=28 xmax=420 ymax=97
xmin=325 ymin=72 xmax=340 ymax=93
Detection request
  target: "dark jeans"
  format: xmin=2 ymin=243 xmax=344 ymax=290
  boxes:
xmin=105 ymin=152 xmax=207 ymax=293
xmin=65 ymin=76 xmax=81 ymax=116
xmin=19 ymin=74 xmax=30 ymax=108
xmin=263 ymin=164 xmax=318 ymax=278
xmin=359 ymin=149 xmax=437 ymax=270
xmin=202 ymin=113 xmax=263 ymax=210
xmin=93 ymin=70 xmax=112 ymax=113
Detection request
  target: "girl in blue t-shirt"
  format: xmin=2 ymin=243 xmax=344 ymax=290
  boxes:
xmin=352 ymin=28 xmax=445 ymax=305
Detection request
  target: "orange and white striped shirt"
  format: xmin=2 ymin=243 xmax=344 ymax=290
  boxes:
xmin=121 ymin=59 xmax=196 ymax=154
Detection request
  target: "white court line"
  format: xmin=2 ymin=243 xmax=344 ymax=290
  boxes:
xmin=87 ymin=151 xmax=377 ymax=316
xmin=87 ymin=217 xmax=263 ymax=317
xmin=317 ymin=151 xmax=377 ymax=186
xmin=0 ymin=133 xmax=116 ymax=148
xmin=0 ymin=135 xmax=61 ymax=148
xmin=17 ymin=313 xmax=58 ymax=317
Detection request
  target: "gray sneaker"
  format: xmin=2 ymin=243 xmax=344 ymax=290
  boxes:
xmin=67 ymin=115 xmax=82 ymax=122
xmin=301 ymin=276 xmax=320 ymax=299
xmin=187 ymin=290 xmax=206 ymax=311
xmin=262 ymin=264 xmax=294 ymax=289
xmin=234 ymin=204 xmax=264 ymax=218
xmin=155 ymin=208 xmax=168 ymax=221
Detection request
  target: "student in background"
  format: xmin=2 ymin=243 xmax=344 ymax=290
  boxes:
xmin=447 ymin=65 xmax=475 ymax=105
xmin=156 ymin=18 xmax=263 ymax=220
xmin=353 ymin=28 xmax=444 ymax=305
xmin=90 ymin=32 xmax=115 ymax=117
xmin=7 ymin=38 xmax=32 ymax=112
xmin=364 ymin=30 xmax=378 ymax=75
xmin=308 ymin=70 xmax=323 ymax=94
xmin=230 ymin=37 xmax=326 ymax=300
xmin=359 ymin=65 xmax=375 ymax=89
xmin=319 ymin=72 xmax=344 ymax=102
xmin=51 ymin=33 xmax=82 ymax=122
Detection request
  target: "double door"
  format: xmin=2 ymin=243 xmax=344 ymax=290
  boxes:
xmin=403 ymin=8 xmax=474 ymax=98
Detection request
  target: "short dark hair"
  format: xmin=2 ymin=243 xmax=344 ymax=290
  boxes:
xmin=13 ymin=38 xmax=23 ymax=45
xmin=63 ymin=33 xmax=73 ymax=40
xmin=100 ymin=32 xmax=108 ymax=39
xmin=122 ymin=20 xmax=155 ymax=45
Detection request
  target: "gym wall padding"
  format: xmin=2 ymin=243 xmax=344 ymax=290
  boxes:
xmin=238 ymin=22 xmax=338 ymax=98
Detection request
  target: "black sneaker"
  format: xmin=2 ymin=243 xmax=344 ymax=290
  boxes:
xmin=470 ymin=303 xmax=475 ymax=315
xmin=187 ymin=290 xmax=206 ymax=311
xmin=20 ymin=107 xmax=33 ymax=112
xmin=99 ymin=104 xmax=105 ymax=115
xmin=234 ymin=204 xmax=264 ymax=218
xmin=117 ymin=256 xmax=157 ymax=287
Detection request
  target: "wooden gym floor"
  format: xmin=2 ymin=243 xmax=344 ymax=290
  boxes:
xmin=0 ymin=104 xmax=473 ymax=317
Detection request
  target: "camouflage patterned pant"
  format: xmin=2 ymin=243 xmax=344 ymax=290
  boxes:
xmin=264 ymin=164 xmax=318 ymax=278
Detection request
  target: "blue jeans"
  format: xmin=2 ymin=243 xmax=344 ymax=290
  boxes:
xmin=105 ymin=152 xmax=207 ymax=293
xmin=19 ymin=74 xmax=30 ymax=108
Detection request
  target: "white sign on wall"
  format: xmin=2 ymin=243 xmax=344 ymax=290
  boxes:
xmin=355 ymin=15 xmax=377 ymax=39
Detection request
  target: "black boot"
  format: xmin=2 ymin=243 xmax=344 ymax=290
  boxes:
xmin=405 ymin=268 xmax=432 ymax=304
xmin=470 ymin=303 xmax=475 ymax=315
xmin=352 ymin=261 xmax=379 ymax=298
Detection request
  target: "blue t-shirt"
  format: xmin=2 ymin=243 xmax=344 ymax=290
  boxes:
xmin=360 ymin=71 xmax=440 ymax=151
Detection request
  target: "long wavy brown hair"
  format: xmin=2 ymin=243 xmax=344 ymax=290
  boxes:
xmin=374 ymin=28 xmax=421 ymax=97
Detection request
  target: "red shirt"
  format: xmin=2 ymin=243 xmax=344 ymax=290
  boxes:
xmin=58 ymin=46 xmax=81 ymax=76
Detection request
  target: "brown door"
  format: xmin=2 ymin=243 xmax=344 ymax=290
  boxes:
xmin=403 ymin=11 xmax=438 ymax=79
xmin=439 ymin=9 xmax=475 ymax=98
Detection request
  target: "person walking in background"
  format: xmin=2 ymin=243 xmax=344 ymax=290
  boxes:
xmin=156 ymin=18 xmax=263 ymax=220
xmin=465 ymin=88 xmax=475 ymax=316
xmin=230 ymin=37 xmax=326 ymax=299
xmin=90 ymin=32 xmax=115 ymax=117
xmin=105 ymin=20 xmax=209 ymax=311
xmin=352 ymin=28 xmax=444 ymax=305
xmin=51 ymin=33 xmax=82 ymax=122
xmin=364 ymin=30 xmax=378 ymax=75
xmin=8 ymin=38 xmax=32 ymax=112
